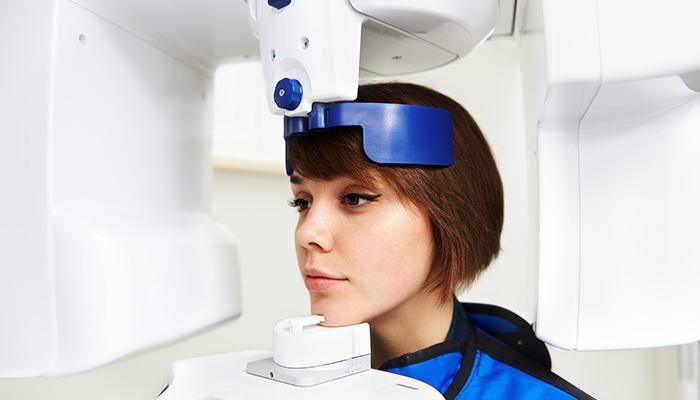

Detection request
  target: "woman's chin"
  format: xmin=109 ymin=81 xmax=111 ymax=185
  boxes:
xmin=320 ymin=318 xmax=354 ymax=327
xmin=311 ymin=298 xmax=365 ymax=327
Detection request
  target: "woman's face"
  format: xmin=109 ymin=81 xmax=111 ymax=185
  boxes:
xmin=290 ymin=173 xmax=434 ymax=326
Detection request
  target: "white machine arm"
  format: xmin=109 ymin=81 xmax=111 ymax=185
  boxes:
xmin=521 ymin=0 xmax=700 ymax=350
xmin=1 ymin=0 xmax=243 ymax=378
xmin=247 ymin=0 xmax=498 ymax=115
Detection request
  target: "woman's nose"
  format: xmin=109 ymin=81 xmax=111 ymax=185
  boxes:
xmin=295 ymin=203 xmax=334 ymax=253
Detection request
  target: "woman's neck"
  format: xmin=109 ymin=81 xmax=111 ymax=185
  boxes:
xmin=368 ymin=290 xmax=454 ymax=369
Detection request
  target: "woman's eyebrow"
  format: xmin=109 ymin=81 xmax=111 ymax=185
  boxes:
xmin=290 ymin=175 xmax=303 ymax=184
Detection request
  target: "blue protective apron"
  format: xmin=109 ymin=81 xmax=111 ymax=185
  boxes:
xmin=379 ymin=299 xmax=595 ymax=399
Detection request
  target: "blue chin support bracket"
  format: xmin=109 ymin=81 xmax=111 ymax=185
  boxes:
xmin=284 ymin=102 xmax=454 ymax=175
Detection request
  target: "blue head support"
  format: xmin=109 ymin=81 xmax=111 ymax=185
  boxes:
xmin=283 ymin=102 xmax=454 ymax=175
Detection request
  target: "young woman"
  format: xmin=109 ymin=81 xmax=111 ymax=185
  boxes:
xmin=286 ymin=83 xmax=594 ymax=399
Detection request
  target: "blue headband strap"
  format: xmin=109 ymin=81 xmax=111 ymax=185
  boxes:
xmin=284 ymin=102 xmax=454 ymax=175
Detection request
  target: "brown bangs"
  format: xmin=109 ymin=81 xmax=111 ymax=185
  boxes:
xmin=286 ymin=127 xmax=382 ymax=188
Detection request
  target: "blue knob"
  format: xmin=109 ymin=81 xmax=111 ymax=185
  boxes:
xmin=274 ymin=78 xmax=303 ymax=111
xmin=268 ymin=0 xmax=292 ymax=10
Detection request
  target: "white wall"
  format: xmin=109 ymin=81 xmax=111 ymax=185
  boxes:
xmin=0 ymin=37 xmax=683 ymax=399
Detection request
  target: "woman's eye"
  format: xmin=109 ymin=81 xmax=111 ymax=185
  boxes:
xmin=338 ymin=193 xmax=381 ymax=207
xmin=288 ymin=198 xmax=310 ymax=212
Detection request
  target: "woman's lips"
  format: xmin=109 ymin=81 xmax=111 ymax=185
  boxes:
xmin=303 ymin=268 xmax=348 ymax=291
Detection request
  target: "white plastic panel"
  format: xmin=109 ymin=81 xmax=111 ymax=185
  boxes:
xmin=359 ymin=19 xmax=457 ymax=76
xmin=596 ymin=0 xmax=700 ymax=82
xmin=577 ymin=76 xmax=700 ymax=350
xmin=528 ymin=0 xmax=700 ymax=350
xmin=535 ymin=120 xmax=584 ymax=349
xmin=50 ymin=0 xmax=241 ymax=375
xmin=349 ymin=0 xmax=499 ymax=56
xmin=1 ymin=0 xmax=242 ymax=377
xmin=540 ymin=0 xmax=601 ymax=84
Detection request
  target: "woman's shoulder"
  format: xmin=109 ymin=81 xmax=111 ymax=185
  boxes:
xmin=460 ymin=302 xmax=552 ymax=369
xmin=458 ymin=302 xmax=595 ymax=400
xmin=381 ymin=301 xmax=595 ymax=399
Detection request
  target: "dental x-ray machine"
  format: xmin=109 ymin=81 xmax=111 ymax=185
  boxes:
xmin=1 ymin=0 xmax=699 ymax=398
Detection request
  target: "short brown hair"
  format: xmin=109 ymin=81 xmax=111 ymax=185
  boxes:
xmin=286 ymin=82 xmax=503 ymax=302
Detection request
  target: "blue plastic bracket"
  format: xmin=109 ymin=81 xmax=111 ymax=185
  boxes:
xmin=284 ymin=102 xmax=454 ymax=175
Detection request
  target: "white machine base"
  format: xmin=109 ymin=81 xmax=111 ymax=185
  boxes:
xmin=157 ymin=351 xmax=443 ymax=400
xmin=246 ymin=354 xmax=370 ymax=387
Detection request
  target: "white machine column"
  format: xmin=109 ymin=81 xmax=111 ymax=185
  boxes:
xmin=0 ymin=0 xmax=241 ymax=377
xmin=521 ymin=0 xmax=700 ymax=351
